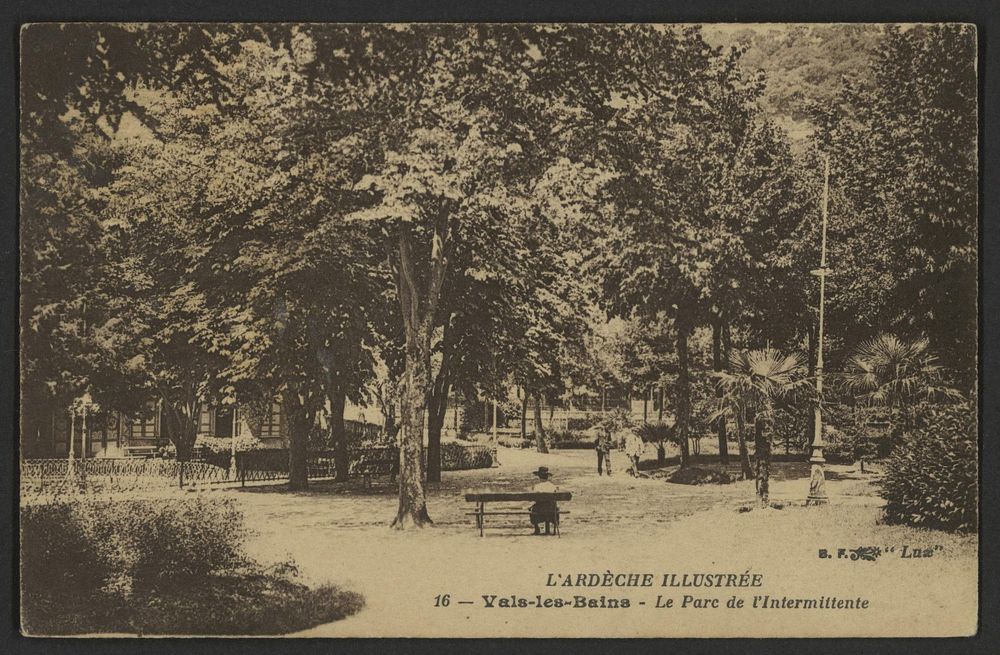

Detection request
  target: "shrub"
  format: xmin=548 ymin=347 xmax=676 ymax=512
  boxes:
xmin=197 ymin=434 xmax=268 ymax=469
xmin=546 ymin=429 xmax=596 ymax=449
xmin=566 ymin=413 xmax=600 ymax=432
xmin=637 ymin=422 xmax=673 ymax=444
xmin=880 ymin=403 xmax=977 ymax=532
xmin=824 ymin=424 xmax=881 ymax=465
xmin=667 ymin=466 xmax=735 ymax=485
xmin=22 ymin=497 xmax=249 ymax=602
xmin=497 ymin=434 xmax=533 ymax=449
xmin=20 ymin=497 xmax=363 ymax=635
xmin=770 ymin=407 xmax=808 ymax=454
xmin=440 ymin=442 xmax=493 ymax=470
xmin=198 ymin=434 xmax=266 ymax=454
xmin=20 ymin=503 xmax=109 ymax=610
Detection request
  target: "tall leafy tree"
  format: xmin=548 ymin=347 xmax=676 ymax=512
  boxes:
xmin=810 ymin=24 xmax=977 ymax=384
xmin=348 ymin=25 xmax=544 ymax=527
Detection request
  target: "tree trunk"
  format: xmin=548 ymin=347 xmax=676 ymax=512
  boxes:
xmin=426 ymin=314 xmax=454 ymax=484
xmin=655 ymin=384 xmax=666 ymax=464
xmin=389 ymin=224 xmax=444 ymax=529
xmin=383 ymin=394 xmax=398 ymax=442
xmin=328 ymin=387 xmax=349 ymax=481
xmin=281 ymin=389 xmax=313 ymax=491
xmin=520 ymin=391 xmax=528 ymax=440
xmin=643 ymin=390 xmax=649 ymax=424
xmin=394 ymin=342 xmax=433 ymax=527
xmin=736 ymin=409 xmax=752 ymax=479
xmin=754 ymin=416 xmax=771 ymax=508
xmin=533 ymin=393 xmax=548 ymax=453
xmin=712 ymin=317 xmax=730 ymax=465
xmin=160 ymin=396 xmax=199 ymax=462
xmin=675 ymin=323 xmax=692 ymax=467
xmin=426 ymin=372 xmax=450 ymax=484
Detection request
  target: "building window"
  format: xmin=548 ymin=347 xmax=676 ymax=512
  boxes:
xmin=260 ymin=402 xmax=282 ymax=438
xmin=198 ymin=405 xmax=212 ymax=435
xmin=215 ymin=406 xmax=234 ymax=438
xmin=130 ymin=401 xmax=159 ymax=441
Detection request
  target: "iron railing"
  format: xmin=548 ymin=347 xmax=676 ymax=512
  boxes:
xmin=21 ymin=443 xmax=494 ymax=496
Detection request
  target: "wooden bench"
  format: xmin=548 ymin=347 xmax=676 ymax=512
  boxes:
xmin=351 ymin=448 xmax=398 ymax=488
xmin=123 ymin=445 xmax=159 ymax=458
xmin=464 ymin=491 xmax=572 ymax=537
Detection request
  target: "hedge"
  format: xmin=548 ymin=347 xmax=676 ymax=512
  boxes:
xmin=440 ymin=442 xmax=494 ymax=469
xmin=880 ymin=403 xmax=977 ymax=532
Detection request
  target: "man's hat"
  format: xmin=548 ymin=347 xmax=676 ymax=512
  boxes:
xmin=533 ymin=466 xmax=551 ymax=478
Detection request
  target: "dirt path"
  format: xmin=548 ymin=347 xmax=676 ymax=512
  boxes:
xmin=217 ymin=447 xmax=976 ymax=637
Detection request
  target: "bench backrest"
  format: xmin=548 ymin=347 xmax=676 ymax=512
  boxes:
xmin=465 ymin=491 xmax=572 ymax=502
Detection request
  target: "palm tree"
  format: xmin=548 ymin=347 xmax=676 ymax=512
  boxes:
xmin=842 ymin=334 xmax=961 ymax=447
xmin=711 ymin=348 xmax=811 ymax=507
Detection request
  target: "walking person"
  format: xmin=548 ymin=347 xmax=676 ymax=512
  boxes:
xmin=595 ymin=428 xmax=613 ymax=476
xmin=624 ymin=428 xmax=644 ymax=477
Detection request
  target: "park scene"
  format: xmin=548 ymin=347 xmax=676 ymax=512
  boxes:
xmin=19 ymin=23 xmax=978 ymax=637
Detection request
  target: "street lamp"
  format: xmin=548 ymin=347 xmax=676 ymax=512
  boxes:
xmin=68 ymin=393 xmax=98 ymax=480
xmin=807 ymin=155 xmax=831 ymax=506
xmin=66 ymin=409 xmax=76 ymax=479
xmin=491 ymin=396 xmax=500 ymax=467
xmin=229 ymin=411 xmax=239 ymax=482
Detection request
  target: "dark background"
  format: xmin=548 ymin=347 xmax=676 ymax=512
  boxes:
xmin=1 ymin=1 xmax=997 ymax=654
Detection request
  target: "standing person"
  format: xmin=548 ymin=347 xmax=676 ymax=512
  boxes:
xmin=624 ymin=428 xmax=644 ymax=477
xmin=595 ymin=427 xmax=613 ymax=476
xmin=529 ymin=467 xmax=559 ymax=535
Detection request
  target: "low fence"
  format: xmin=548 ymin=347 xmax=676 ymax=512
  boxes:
xmin=20 ymin=443 xmax=494 ymax=494
xmin=19 ymin=458 xmax=232 ymax=497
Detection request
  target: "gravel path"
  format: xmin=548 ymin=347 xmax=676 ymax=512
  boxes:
xmin=204 ymin=447 xmax=979 ymax=637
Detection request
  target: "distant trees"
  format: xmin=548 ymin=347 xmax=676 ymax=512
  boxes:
xmin=710 ymin=24 xmax=880 ymax=129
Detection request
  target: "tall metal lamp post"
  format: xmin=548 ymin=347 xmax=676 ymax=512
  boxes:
xmin=229 ymin=410 xmax=239 ymax=482
xmin=807 ymin=155 xmax=831 ymax=505
xmin=66 ymin=409 xmax=76 ymax=479
xmin=492 ymin=397 xmax=499 ymax=467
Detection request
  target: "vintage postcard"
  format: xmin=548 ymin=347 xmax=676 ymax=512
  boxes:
xmin=19 ymin=23 xmax=978 ymax=637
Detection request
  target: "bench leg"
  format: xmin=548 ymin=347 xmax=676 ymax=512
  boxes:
xmin=478 ymin=502 xmax=485 ymax=537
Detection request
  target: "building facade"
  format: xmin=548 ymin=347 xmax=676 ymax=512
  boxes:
xmin=42 ymin=400 xmax=287 ymax=459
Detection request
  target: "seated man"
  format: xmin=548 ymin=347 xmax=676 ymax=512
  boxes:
xmin=529 ymin=466 xmax=559 ymax=536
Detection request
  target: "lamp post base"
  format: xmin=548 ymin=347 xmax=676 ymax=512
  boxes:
xmin=806 ymin=460 xmax=828 ymax=505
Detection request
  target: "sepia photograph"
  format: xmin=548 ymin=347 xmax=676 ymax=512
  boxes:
xmin=17 ymin=22 xmax=979 ymax=637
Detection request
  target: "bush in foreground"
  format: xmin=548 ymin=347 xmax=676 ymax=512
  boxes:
xmin=21 ymin=496 xmax=363 ymax=635
xmin=879 ymin=403 xmax=977 ymax=532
